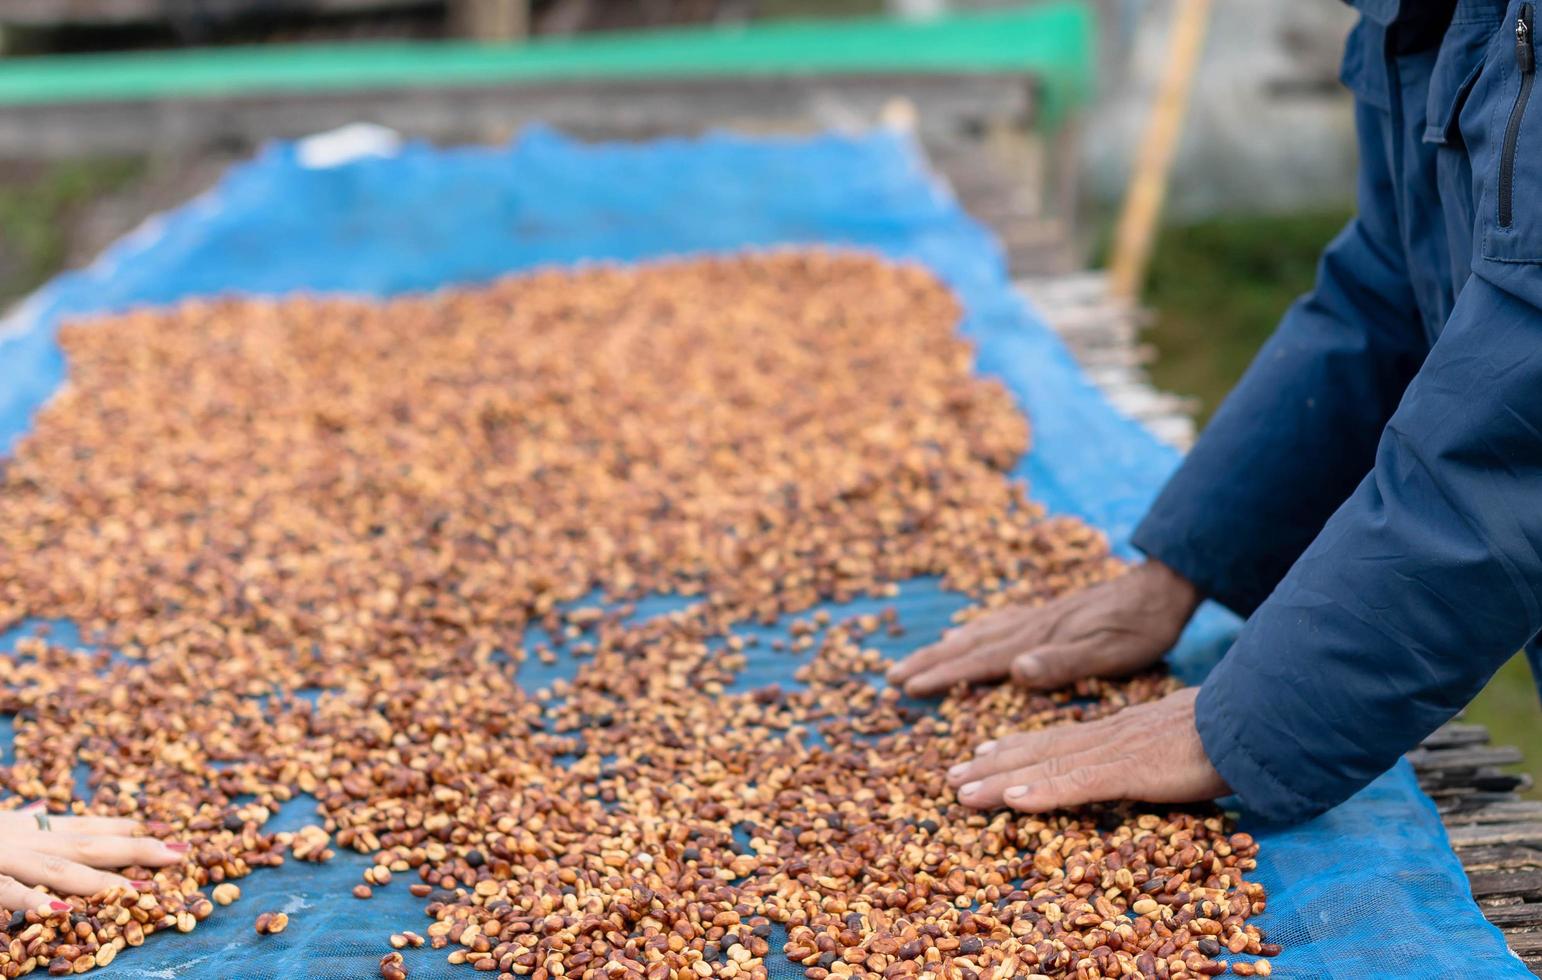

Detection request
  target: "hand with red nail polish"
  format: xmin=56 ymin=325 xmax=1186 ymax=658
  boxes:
xmin=946 ymin=687 xmax=1229 ymax=812
xmin=0 ymin=807 xmax=185 ymax=912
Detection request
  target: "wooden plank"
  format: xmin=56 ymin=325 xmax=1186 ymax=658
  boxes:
xmin=1017 ymin=272 xmax=1195 ymax=448
xmin=1442 ymin=790 xmax=1542 ymax=812
xmin=0 ymin=0 xmax=165 ymax=25
xmin=1444 ymin=801 xmax=1542 ymax=826
xmin=1407 ymin=745 xmax=1525 ymax=771
xmin=1486 ymin=904 xmax=1542 ymax=928
xmin=1422 ymin=777 xmax=1529 ymax=796
xmin=1503 ymin=930 xmax=1542 ymax=955
xmin=1420 ymin=770 xmax=1531 ymax=795
xmin=1470 ymin=869 xmax=1542 ymax=900
xmin=1449 ymin=845 xmax=1542 ymax=873
xmin=1423 ymin=722 xmax=1496 ymax=749
xmin=1448 ymin=822 xmax=1542 ymax=851
xmin=0 ymin=0 xmax=433 ymax=27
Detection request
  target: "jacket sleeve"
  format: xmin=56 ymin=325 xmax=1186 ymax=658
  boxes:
xmin=1196 ymin=273 xmax=1542 ymax=822
xmin=1130 ymin=101 xmax=1428 ymax=618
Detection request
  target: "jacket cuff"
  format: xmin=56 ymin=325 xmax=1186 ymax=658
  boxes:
xmin=1130 ymin=510 xmax=1271 ymax=618
xmin=1194 ymin=667 xmax=1335 ymax=825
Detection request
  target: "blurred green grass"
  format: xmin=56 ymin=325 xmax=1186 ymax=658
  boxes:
xmin=1142 ymin=208 xmax=1542 ymax=795
xmin=0 ymin=157 xmax=144 ymax=311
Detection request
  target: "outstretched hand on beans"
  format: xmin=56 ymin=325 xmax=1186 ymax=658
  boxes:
xmin=888 ymin=560 xmax=1231 ymax=812
xmin=0 ymin=807 xmax=186 ymax=913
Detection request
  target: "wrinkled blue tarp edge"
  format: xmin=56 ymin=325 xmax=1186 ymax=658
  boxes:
xmin=0 ymin=126 xmax=1524 ymax=978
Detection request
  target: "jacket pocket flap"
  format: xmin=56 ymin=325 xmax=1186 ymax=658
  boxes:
xmin=1341 ymin=20 xmax=1391 ymax=111
xmin=1425 ymin=58 xmax=1486 ymax=145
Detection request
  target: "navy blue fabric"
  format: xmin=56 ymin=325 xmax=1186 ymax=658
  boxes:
xmin=1137 ymin=2 xmax=1542 ymax=823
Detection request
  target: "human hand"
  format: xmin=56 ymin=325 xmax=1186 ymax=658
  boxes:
xmin=945 ymin=686 xmax=1228 ymax=810
xmin=0 ymin=807 xmax=187 ymax=913
xmin=886 ymin=560 xmax=1201 ymax=697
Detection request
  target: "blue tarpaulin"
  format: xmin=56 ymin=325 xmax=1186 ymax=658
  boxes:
xmin=0 ymin=127 xmax=1526 ymax=978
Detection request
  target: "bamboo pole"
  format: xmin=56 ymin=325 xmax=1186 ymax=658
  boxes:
xmin=1106 ymin=0 xmax=1213 ymax=300
xmin=453 ymin=0 xmax=529 ymax=43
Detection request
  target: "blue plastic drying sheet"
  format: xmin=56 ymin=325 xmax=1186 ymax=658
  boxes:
xmin=0 ymin=127 xmax=1525 ymax=979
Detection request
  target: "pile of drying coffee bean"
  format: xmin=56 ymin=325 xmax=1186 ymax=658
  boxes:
xmin=0 ymin=252 xmax=1272 ymax=978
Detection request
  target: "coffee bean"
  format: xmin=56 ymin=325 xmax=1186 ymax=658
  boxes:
xmin=0 ymin=254 xmax=1269 ymax=977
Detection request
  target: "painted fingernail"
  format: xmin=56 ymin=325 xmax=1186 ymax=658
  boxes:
xmin=960 ymin=781 xmax=982 ymax=796
xmin=975 ymin=740 xmax=996 ymax=755
xmin=49 ymin=902 xmax=70 ymax=912
xmin=164 ymin=841 xmax=190 ymax=853
xmin=1004 ymin=785 xmax=1029 ymax=800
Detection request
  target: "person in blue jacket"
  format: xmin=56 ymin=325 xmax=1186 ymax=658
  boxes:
xmin=890 ymin=0 xmax=1542 ymax=825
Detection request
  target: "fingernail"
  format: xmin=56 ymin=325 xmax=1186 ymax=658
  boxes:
xmin=960 ymin=781 xmax=982 ymax=796
xmin=131 ymin=880 xmax=153 ymax=889
xmin=1004 ymin=785 xmax=1029 ymax=800
xmin=49 ymin=902 xmax=70 ymax=912
xmin=144 ymin=821 xmax=173 ymax=836
xmin=975 ymin=740 xmax=996 ymax=755
xmin=164 ymin=841 xmax=190 ymax=853
xmin=1013 ymin=656 xmax=1042 ymax=683
xmin=947 ymin=763 xmax=970 ymax=780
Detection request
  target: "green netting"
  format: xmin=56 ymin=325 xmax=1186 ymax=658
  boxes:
xmin=0 ymin=3 xmax=1094 ymax=124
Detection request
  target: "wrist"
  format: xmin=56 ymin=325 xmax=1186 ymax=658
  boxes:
xmin=1135 ymin=558 xmax=1203 ymax=619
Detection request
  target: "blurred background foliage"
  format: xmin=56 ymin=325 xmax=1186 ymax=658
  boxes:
xmin=0 ymin=159 xmax=145 ymax=308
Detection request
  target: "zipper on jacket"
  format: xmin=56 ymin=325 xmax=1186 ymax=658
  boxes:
xmin=1501 ymin=3 xmax=1536 ymax=228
